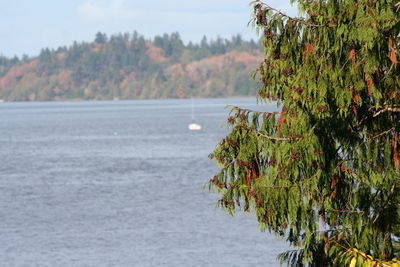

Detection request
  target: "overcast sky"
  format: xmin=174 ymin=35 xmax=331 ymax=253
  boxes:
xmin=1 ymin=0 xmax=297 ymax=57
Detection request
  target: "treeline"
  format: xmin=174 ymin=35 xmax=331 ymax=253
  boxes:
xmin=0 ymin=31 xmax=262 ymax=101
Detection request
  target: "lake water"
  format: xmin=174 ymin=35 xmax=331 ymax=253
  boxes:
xmin=0 ymin=98 xmax=288 ymax=267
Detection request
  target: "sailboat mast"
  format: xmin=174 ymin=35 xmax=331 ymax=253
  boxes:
xmin=188 ymin=97 xmax=202 ymax=130
xmin=191 ymin=97 xmax=194 ymax=121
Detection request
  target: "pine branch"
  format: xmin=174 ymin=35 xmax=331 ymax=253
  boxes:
xmin=370 ymin=127 xmax=395 ymax=140
xmin=235 ymin=124 xmax=301 ymax=141
xmin=230 ymin=105 xmax=281 ymax=116
xmin=259 ymin=2 xmax=323 ymax=27
xmin=357 ymin=105 xmax=400 ymax=126
xmin=255 ymin=131 xmax=300 ymax=141
xmin=328 ymin=209 xmax=364 ymax=214
xmin=257 ymin=185 xmax=294 ymax=189
xmin=335 ymin=244 xmax=386 ymax=266
xmin=372 ymin=105 xmax=400 ymax=117
xmin=372 ymin=184 xmax=397 ymax=224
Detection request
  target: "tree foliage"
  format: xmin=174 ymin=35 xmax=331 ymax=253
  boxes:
xmin=209 ymin=0 xmax=400 ymax=265
xmin=0 ymin=32 xmax=261 ymax=101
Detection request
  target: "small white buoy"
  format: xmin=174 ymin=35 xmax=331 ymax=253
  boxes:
xmin=188 ymin=123 xmax=202 ymax=131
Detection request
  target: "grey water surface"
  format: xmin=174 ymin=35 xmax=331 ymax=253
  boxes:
xmin=0 ymin=98 xmax=288 ymax=267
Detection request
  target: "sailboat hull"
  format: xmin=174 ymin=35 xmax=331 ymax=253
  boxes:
xmin=188 ymin=123 xmax=202 ymax=130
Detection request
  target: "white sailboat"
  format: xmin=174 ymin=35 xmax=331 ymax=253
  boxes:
xmin=188 ymin=98 xmax=202 ymax=131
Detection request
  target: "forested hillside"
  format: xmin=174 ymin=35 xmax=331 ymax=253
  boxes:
xmin=0 ymin=32 xmax=262 ymax=101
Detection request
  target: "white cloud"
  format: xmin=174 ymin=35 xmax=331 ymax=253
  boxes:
xmin=77 ymin=0 xmax=135 ymax=20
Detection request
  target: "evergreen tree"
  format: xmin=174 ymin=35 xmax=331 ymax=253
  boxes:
xmin=39 ymin=48 xmax=52 ymax=63
xmin=169 ymin=32 xmax=184 ymax=61
xmin=94 ymin=32 xmax=107 ymax=44
xmin=210 ymin=36 xmax=227 ymax=55
xmin=0 ymin=31 xmax=262 ymax=101
xmin=200 ymin=35 xmax=209 ymax=49
xmin=209 ymin=0 xmax=400 ymax=266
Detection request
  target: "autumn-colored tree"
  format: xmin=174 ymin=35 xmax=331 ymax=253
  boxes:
xmin=209 ymin=0 xmax=399 ymax=266
xmin=0 ymin=32 xmax=261 ymax=101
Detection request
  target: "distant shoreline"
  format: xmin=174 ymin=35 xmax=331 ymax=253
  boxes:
xmin=0 ymin=33 xmax=261 ymax=103
xmin=0 ymin=95 xmax=257 ymax=103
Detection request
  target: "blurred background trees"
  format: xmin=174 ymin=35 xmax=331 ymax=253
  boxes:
xmin=0 ymin=32 xmax=262 ymax=101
